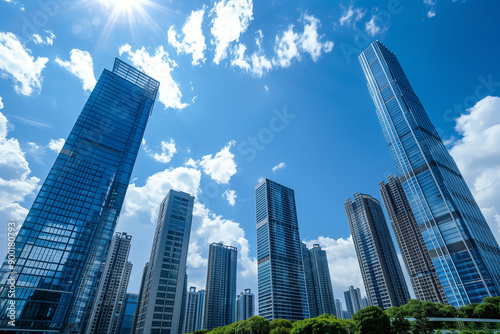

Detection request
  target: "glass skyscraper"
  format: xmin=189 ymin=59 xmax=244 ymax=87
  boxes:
xmin=117 ymin=293 xmax=139 ymax=334
xmin=302 ymin=243 xmax=336 ymax=317
xmin=236 ymin=289 xmax=255 ymax=321
xmin=380 ymin=175 xmax=447 ymax=304
xmin=135 ymin=190 xmax=194 ymax=334
xmin=0 ymin=58 xmax=159 ymax=332
xmin=359 ymin=41 xmax=500 ymax=306
xmin=203 ymin=242 xmax=237 ymax=331
xmin=255 ymin=178 xmax=309 ymax=321
xmin=345 ymin=193 xmax=410 ymax=309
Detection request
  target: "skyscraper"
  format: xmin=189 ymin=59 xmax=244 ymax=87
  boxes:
xmin=0 ymin=58 xmax=159 ymax=332
xmin=302 ymin=243 xmax=336 ymax=317
xmin=132 ymin=262 xmax=149 ymax=334
xmin=203 ymin=242 xmax=237 ymax=330
xmin=334 ymin=299 xmax=343 ymax=319
xmin=236 ymin=289 xmax=255 ymax=321
xmin=380 ymin=175 xmax=447 ymax=304
xmin=182 ymin=287 xmax=206 ymax=334
xmin=343 ymin=286 xmax=362 ymax=318
xmin=86 ymin=232 xmax=133 ymax=334
xmin=359 ymin=41 xmax=500 ymax=306
xmin=345 ymin=193 xmax=410 ymax=309
xmin=135 ymin=190 xmax=194 ymax=334
xmin=117 ymin=293 xmax=139 ymax=334
xmin=255 ymin=179 xmax=309 ymax=321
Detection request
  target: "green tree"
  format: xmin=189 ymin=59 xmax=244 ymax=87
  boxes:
xmin=269 ymin=327 xmax=291 ymax=334
xmin=290 ymin=316 xmax=347 ymax=334
xmin=390 ymin=309 xmax=411 ymax=334
xmin=352 ymin=306 xmax=390 ymax=334
xmin=193 ymin=330 xmax=209 ymax=334
xmin=270 ymin=319 xmax=293 ymax=330
xmin=474 ymin=302 xmax=500 ymax=319
xmin=483 ymin=296 xmax=500 ymax=307
xmin=235 ymin=316 xmax=270 ymax=334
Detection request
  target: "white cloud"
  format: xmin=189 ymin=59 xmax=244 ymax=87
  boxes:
xmin=339 ymin=5 xmax=366 ymax=27
xmin=231 ymin=31 xmax=272 ymax=77
xmin=119 ymin=44 xmax=188 ymax=110
xmin=168 ymin=8 xmax=206 ymax=65
xmin=0 ymin=32 xmax=49 ymax=96
xmin=32 ymin=30 xmax=56 ymax=46
xmin=153 ymin=139 xmax=177 ymax=163
xmin=274 ymin=14 xmax=333 ymax=68
xmin=55 ymin=49 xmax=96 ymax=92
xmin=424 ymin=0 xmax=437 ymax=18
xmin=3 ymin=0 xmax=24 ymax=11
xmin=0 ymin=112 xmax=40 ymax=223
xmin=223 ymin=189 xmax=237 ymax=206
xmin=449 ymin=96 xmax=500 ymax=240
xmin=199 ymin=140 xmax=237 ymax=184
xmin=272 ymin=162 xmax=286 ymax=174
xmin=210 ymin=0 xmax=253 ymax=65
xmin=124 ymin=166 xmax=202 ymax=222
xmin=0 ymin=97 xmax=3 ymax=109
xmin=264 ymin=85 xmax=269 ymax=92
xmin=47 ymin=138 xmax=65 ymax=153
xmin=365 ymin=15 xmax=388 ymax=37
xmin=304 ymin=236 xmax=364 ymax=299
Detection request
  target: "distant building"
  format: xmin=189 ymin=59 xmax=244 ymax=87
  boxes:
xmin=255 ymin=179 xmax=309 ymax=321
xmin=361 ymin=297 xmax=370 ymax=309
xmin=117 ymin=293 xmax=139 ymax=334
xmin=203 ymin=243 xmax=237 ymax=330
xmin=344 ymin=286 xmax=362 ymax=319
xmin=380 ymin=175 xmax=447 ymax=304
xmin=132 ymin=262 xmax=149 ymax=334
xmin=135 ymin=190 xmax=194 ymax=334
xmin=86 ymin=232 xmax=133 ymax=334
xmin=236 ymin=289 xmax=255 ymax=321
xmin=183 ymin=287 xmax=206 ymax=333
xmin=359 ymin=40 xmax=500 ymax=306
xmin=345 ymin=193 xmax=410 ymax=309
xmin=334 ymin=299 xmax=343 ymax=319
xmin=302 ymin=243 xmax=336 ymax=317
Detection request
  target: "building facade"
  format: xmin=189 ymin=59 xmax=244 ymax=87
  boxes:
xmin=182 ymin=287 xmax=206 ymax=333
xmin=132 ymin=262 xmax=149 ymax=334
xmin=359 ymin=41 xmax=500 ymax=306
xmin=255 ymin=179 xmax=309 ymax=321
xmin=236 ymin=289 xmax=255 ymax=321
xmin=302 ymin=244 xmax=336 ymax=317
xmin=135 ymin=190 xmax=194 ymax=334
xmin=380 ymin=175 xmax=447 ymax=304
xmin=86 ymin=232 xmax=133 ymax=334
xmin=343 ymin=286 xmax=363 ymax=319
xmin=334 ymin=299 xmax=343 ymax=319
xmin=0 ymin=58 xmax=159 ymax=332
xmin=345 ymin=193 xmax=410 ymax=309
xmin=203 ymin=243 xmax=237 ymax=330
xmin=117 ymin=293 xmax=139 ymax=334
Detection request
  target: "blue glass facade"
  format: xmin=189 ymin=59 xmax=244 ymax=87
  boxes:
xmin=359 ymin=41 xmax=500 ymax=306
xmin=118 ymin=293 xmax=139 ymax=334
xmin=135 ymin=190 xmax=194 ymax=334
xmin=255 ymin=179 xmax=309 ymax=321
xmin=345 ymin=193 xmax=410 ymax=309
xmin=0 ymin=58 xmax=158 ymax=332
xmin=203 ymin=242 xmax=237 ymax=330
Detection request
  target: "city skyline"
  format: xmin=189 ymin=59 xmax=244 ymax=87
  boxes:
xmin=1 ymin=1 xmax=500 ymax=327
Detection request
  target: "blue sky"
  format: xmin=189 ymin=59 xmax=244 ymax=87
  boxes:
xmin=1 ymin=0 xmax=500 ymax=312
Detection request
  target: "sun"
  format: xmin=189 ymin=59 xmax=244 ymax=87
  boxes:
xmin=104 ymin=0 xmax=145 ymax=12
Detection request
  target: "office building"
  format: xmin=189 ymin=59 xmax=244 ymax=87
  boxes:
xmin=117 ymin=293 xmax=139 ymax=334
xmin=236 ymin=289 xmax=255 ymax=321
xmin=361 ymin=297 xmax=370 ymax=309
xmin=359 ymin=41 xmax=500 ymax=306
xmin=182 ymin=287 xmax=206 ymax=333
xmin=0 ymin=58 xmax=159 ymax=332
xmin=343 ymin=286 xmax=363 ymax=318
xmin=203 ymin=243 xmax=237 ymax=330
xmin=380 ymin=175 xmax=447 ymax=304
xmin=132 ymin=262 xmax=149 ymax=334
xmin=86 ymin=232 xmax=133 ymax=333
xmin=302 ymin=243 xmax=336 ymax=317
xmin=345 ymin=193 xmax=410 ymax=309
xmin=135 ymin=190 xmax=194 ymax=334
xmin=255 ymin=179 xmax=309 ymax=321
xmin=334 ymin=299 xmax=343 ymax=319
